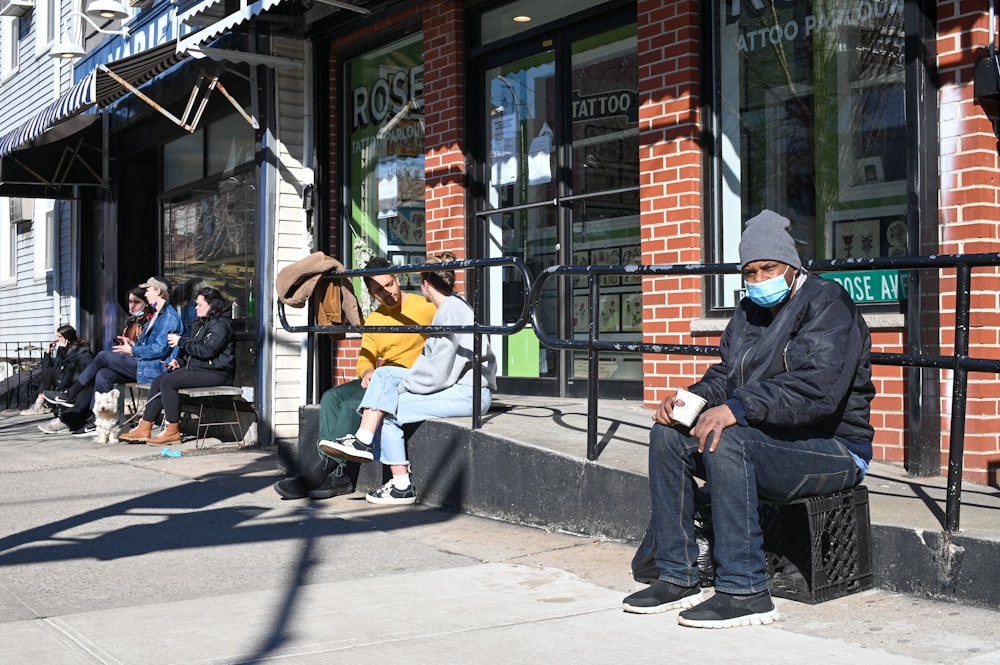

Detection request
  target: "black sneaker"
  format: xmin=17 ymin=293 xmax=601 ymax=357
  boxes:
xmin=273 ymin=477 xmax=310 ymax=500
xmin=43 ymin=390 xmax=75 ymax=407
xmin=72 ymin=423 xmax=98 ymax=437
xmin=318 ymin=435 xmax=374 ymax=463
xmin=365 ymin=480 xmax=416 ymax=505
xmin=308 ymin=464 xmax=355 ymax=499
xmin=622 ymin=581 xmax=704 ymax=614
xmin=677 ymin=589 xmax=779 ymax=628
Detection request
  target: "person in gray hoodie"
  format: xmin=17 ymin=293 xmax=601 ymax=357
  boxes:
xmin=319 ymin=251 xmax=497 ymax=505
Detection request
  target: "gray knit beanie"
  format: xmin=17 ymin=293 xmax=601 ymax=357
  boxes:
xmin=738 ymin=209 xmax=802 ymax=270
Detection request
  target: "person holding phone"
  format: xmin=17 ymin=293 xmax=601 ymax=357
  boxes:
xmin=21 ymin=325 xmax=93 ymax=417
xmin=120 ymin=286 xmax=234 ymax=445
xmin=41 ymin=277 xmax=182 ymax=433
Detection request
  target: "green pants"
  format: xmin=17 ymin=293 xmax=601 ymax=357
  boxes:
xmin=319 ymin=378 xmax=365 ymax=441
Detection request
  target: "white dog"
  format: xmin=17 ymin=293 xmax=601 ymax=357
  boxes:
xmin=93 ymin=389 xmax=121 ymax=444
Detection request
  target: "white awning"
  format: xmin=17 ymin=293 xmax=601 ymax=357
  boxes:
xmin=176 ymin=0 xmax=287 ymax=54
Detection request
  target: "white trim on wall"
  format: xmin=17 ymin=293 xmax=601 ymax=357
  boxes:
xmin=0 ymin=197 xmax=13 ymax=283
xmin=33 ymin=199 xmax=54 ymax=278
xmin=1 ymin=17 xmax=19 ymax=82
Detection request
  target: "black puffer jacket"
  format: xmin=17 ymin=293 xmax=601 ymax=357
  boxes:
xmin=176 ymin=316 xmax=235 ymax=379
xmin=688 ymin=273 xmax=875 ymax=458
xmin=54 ymin=344 xmax=94 ymax=390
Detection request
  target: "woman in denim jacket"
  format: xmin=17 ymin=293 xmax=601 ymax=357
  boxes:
xmin=120 ymin=286 xmax=234 ymax=445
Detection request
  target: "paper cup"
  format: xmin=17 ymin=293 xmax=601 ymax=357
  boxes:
xmin=672 ymin=389 xmax=708 ymax=427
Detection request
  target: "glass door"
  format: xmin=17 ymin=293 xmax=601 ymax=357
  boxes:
xmin=476 ymin=9 xmax=638 ymax=398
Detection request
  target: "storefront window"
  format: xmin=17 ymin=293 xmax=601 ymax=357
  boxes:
xmin=346 ymin=34 xmax=425 ymax=313
xmin=163 ymin=130 xmax=203 ymax=191
xmin=162 ymin=169 xmax=256 ymax=321
xmin=161 ymin=109 xmax=257 ymax=323
xmin=207 ymin=112 xmax=256 ymax=175
xmin=713 ymin=0 xmax=907 ymax=307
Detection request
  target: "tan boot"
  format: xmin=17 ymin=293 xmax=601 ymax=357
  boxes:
xmin=147 ymin=422 xmax=182 ymax=445
xmin=120 ymin=419 xmax=155 ymax=443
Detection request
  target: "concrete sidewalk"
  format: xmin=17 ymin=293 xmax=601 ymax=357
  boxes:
xmin=2 ymin=411 xmax=1000 ymax=664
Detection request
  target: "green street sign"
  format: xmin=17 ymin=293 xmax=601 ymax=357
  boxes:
xmin=821 ymin=270 xmax=908 ymax=303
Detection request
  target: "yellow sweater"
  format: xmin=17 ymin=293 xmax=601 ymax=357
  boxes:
xmin=356 ymin=292 xmax=437 ymax=378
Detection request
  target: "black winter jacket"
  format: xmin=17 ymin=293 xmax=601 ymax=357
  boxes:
xmin=688 ymin=273 xmax=875 ymax=460
xmin=177 ymin=316 xmax=235 ymax=379
xmin=48 ymin=344 xmax=94 ymax=390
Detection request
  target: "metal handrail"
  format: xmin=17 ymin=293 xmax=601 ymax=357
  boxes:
xmin=277 ymin=256 xmax=533 ymax=428
xmin=527 ymin=253 xmax=1000 ymax=533
xmin=278 ymin=251 xmax=999 ymax=533
xmin=0 ymin=340 xmax=51 ymax=410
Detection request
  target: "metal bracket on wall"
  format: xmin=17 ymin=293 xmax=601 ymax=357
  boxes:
xmin=97 ymin=66 xmax=259 ymax=132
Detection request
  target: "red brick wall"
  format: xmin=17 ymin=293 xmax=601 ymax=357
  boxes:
xmin=638 ymin=0 xmax=710 ymax=407
xmin=422 ymin=0 xmax=467 ymax=293
xmin=936 ymin=1 xmax=1000 ymax=483
xmin=324 ymin=1 xmax=463 ymax=386
xmin=319 ymin=1 xmax=1000 ymax=484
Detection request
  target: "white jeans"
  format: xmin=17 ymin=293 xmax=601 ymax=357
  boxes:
xmin=359 ymin=366 xmax=492 ymax=465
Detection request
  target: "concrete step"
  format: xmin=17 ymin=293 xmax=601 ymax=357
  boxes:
xmin=286 ymin=397 xmax=1000 ymax=609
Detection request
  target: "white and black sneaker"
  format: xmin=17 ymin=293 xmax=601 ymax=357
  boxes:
xmin=318 ymin=434 xmax=374 ymax=463
xmin=365 ymin=480 xmax=416 ymax=506
xmin=43 ymin=390 xmax=75 ymax=407
xmin=677 ymin=589 xmax=779 ymax=628
xmin=72 ymin=424 xmax=98 ymax=437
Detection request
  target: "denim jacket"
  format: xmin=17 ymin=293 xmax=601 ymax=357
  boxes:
xmin=131 ymin=303 xmax=183 ymax=384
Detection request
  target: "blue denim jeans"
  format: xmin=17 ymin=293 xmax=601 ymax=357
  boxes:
xmin=66 ymin=349 xmax=138 ymax=412
xmin=649 ymin=422 xmax=861 ymax=595
xmin=359 ymin=366 xmax=492 ymax=466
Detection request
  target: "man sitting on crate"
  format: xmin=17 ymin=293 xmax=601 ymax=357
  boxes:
xmin=622 ymin=210 xmax=875 ymax=628
xmin=273 ymin=256 xmax=437 ymax=500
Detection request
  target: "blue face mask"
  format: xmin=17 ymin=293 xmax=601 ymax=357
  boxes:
xmin=746 ymin=268 xmax=792 ymax=308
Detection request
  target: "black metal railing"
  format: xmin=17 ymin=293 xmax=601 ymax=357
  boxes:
xmin=279 ymin=252 xmax=1000 ymax=533
xmin=529 ymin=253 xmax=1000 ymax=533
xmin=0 ymin=340 xmax=50 ymax=410
xmin=277 ymin=256 xmax=533 ymax=428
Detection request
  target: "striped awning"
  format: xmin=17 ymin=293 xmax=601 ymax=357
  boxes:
xmin=0 ymin=42 xmax=187 ymax=159
xmin=95 ymin=42 xmax=187 ymax=108
xmin=0 ymin=76 xmax=96 ymax=158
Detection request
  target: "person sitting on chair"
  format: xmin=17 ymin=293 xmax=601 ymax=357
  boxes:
xmin=44 ymin=277 xmax=182 ymax=424
xmin=120 ymin=286 xmax=234 ymax=445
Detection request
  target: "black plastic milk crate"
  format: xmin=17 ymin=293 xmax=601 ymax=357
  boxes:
xmin=758 ymin=485 xmax=873 ymax=604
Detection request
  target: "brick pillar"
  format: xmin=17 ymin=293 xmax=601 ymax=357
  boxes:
xmin=637 ymin=0 xmax=709 ymax=408
xmin=423 ymin=0 xmax=466 ymax=292
xmin=937 ymin=2 xmax=1000 ymax=483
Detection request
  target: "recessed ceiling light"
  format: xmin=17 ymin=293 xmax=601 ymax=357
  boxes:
xmin=513 ymin=15 xmax=532 ymax=23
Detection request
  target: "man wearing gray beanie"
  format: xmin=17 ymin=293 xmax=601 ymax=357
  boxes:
xmin=624 ymin=209 xmax=875 ymax=628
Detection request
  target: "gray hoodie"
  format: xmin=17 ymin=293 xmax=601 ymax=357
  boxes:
xmin=399 ymin=294 xmax=497 ymax=395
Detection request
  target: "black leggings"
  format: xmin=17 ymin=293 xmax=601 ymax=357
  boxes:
xmin=36 ymin=367 xmax=60 ymax=393
xmin=144 ymin=367 xmax=230 ymax=423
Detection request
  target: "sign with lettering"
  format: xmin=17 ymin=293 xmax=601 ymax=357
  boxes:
xmin=571 ymin=89 xmax=638 ymax=124
xmin=822 ymin=270 xmax=908 ymax=303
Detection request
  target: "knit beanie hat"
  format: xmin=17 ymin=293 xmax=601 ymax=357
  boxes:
xmin=738 ymin=209 xmax=802 ymax=270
